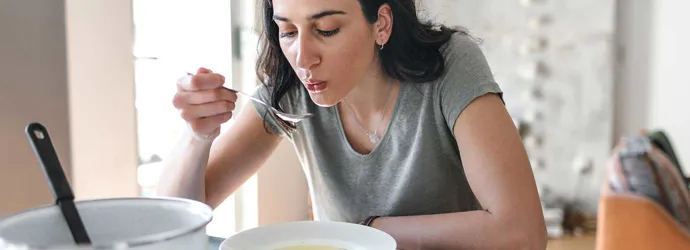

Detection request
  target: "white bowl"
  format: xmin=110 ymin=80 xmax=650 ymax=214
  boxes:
xmin=0 ymin=197 xmax=212 ymax=250
xmin=220 ymin=221 xmax=396 ymax=250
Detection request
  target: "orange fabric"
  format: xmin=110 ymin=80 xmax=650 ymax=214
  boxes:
xmin=596 ymin=188 xmax=690 ymax=250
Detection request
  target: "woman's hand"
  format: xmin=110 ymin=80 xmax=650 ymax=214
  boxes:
xmin=160 ymin=67 xmax=280 ymax=206
xmin=173 ymin=67 xmax=238 ymax=140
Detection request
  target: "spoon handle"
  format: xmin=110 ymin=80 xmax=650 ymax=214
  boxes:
xmin=223 ymin=87 xmax=272 ymax=108
xmin=26 ymin=123 xmax=91 ymax=245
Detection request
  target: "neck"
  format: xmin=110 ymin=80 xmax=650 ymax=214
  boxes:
xmin=343 ymin=68 xmax=396 ymax=116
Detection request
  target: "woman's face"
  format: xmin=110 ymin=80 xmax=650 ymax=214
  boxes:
xmin=272 ymin=0 xmax=385 ymax=107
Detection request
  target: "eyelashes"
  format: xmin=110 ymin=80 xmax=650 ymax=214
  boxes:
xmin=279 ymin=32 xmax=295 ymax=38
xmin=279 ymin=28 xmax=340 ymax=38
xmin=317 ymin=28 xmax=340 ymax=37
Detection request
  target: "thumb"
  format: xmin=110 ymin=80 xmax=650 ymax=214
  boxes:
xmin=196 ymin=67 xmax=213 ymax=74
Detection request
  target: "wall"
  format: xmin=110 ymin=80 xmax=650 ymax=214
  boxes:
xmin=420 ymin=0 xmax=616 ymax=213
xmin=65 ymin=0 xmax=139 ymax=199
xmin=0 ymin=0 xmax=139 ymax=219
xmin=0 ymin=0 xmax=71 ymax=218
xmin=415 ymin=0 xmax=690 ymax=213
xmin=258 ymin=141 xmax=310 ymax=225
xmin=648 ymin=0 xmax=690 ymax=171
xmin=615 ymin=0 xmax=690 ymax=173
xmin=613 ymin=0 xmax=654 ymax=139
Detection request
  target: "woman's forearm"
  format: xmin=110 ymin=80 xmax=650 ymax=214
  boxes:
xmin=156 ymin=131 xmax=214 ymax=202
xmin=372 ymin=210 xmax=547 ymax=250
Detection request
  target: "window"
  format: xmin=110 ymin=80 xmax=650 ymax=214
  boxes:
xmin=132 ymin=0 xmax=242 ymax=238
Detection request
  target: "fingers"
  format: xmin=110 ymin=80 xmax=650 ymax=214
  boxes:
xmin=177 ymin=69 xmax=225 ymax=91
xmin=188 ymin=112 xmax=234 ymax=133
xmin=197 ymin=67 xmax=213 ymax=74
xmin=173 ymin=67 xmax=234 ymax=138
xmin=179 ymin=101 xmax=235 ymax=121
xmin=173 ymin=88 xmax=238 ymax=107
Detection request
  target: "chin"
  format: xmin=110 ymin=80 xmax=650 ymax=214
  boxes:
xmin=307 ymin=93 xmax=340 ymax=108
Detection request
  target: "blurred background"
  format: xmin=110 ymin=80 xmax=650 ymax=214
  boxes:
xmin=1 ymin=0 xmax=688 ymax=249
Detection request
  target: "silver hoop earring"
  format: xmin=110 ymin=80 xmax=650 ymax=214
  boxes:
xmin=380 ymin=43 xmax=385 ymax=51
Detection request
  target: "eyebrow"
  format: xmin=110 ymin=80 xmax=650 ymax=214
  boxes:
xmin=273 ymin=10 xmax=347 ymax=22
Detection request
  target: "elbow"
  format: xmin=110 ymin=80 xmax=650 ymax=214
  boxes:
xmin=496 ymin=214 xmax=547 ymax=250
xmin=511 ymin=220 xmax=548 ymax=250
xmin=500 ymin=229 xmax=546 ymax=250
xmin=527 ymin=226 xmax=548 ymax=250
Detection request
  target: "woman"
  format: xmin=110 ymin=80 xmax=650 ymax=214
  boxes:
xmin=159 ymin=0 xmax=547 ymax=249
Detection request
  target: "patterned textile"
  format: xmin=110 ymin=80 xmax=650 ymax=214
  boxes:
xmin=607 ymin=135 xmax=690 ymax=230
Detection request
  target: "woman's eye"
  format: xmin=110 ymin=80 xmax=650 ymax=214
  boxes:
xmin=279 ymin=31 xmax=296 ymax=38
xmin=317 ymin=29 xmax=340 ymax=37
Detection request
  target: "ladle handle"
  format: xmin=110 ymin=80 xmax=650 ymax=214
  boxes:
xmin=26 ymin=123 xmax=91 ymax=244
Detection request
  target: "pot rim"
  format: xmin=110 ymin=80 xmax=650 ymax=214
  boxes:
xmin=0 ymin=196 xmax=213 ymax=249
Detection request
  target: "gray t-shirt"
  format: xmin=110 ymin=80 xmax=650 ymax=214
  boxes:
xmin=252 ymin=33 xmax=503 ymax=223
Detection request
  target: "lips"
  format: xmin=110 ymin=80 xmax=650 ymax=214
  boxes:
xmin=304 ymin=80 xmax=327 ymax=93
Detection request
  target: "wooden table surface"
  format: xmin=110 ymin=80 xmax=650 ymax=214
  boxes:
xmin=546 ymin=234 xmax=596 ymax=250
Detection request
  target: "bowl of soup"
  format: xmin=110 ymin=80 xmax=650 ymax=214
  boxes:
xmin=220 ymin=221 xmax=396 ymax=250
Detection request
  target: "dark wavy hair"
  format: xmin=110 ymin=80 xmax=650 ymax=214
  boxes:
xmin=256 ymin=0 xmax=460 ymax=132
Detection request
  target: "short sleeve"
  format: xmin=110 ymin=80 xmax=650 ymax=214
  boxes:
xmin=438 ymin=34 xmax=504 ymax=132
xmin=251 ymin=84 xmax=290 ymax=137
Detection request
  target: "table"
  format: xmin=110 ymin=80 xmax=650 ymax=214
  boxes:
xmin=210 ymin=234 xmax=598 ymax=250
xmin=546 ymin=234 xmax=596 ymax=250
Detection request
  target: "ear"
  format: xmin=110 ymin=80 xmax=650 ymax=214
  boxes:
xmin=373 ymin=3 xmax=393 ymax=47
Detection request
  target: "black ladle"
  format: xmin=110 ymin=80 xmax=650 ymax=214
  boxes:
xmin=25 ymin=123 xmax=91 ymax=245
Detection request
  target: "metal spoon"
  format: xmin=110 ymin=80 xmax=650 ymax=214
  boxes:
xmin=25 ymin=123 xmax=91 ymax=245
xmin=222 ymin=87 xmax=313 ymax=123
xmin=181 ymin=73 xmax=313 ymax=123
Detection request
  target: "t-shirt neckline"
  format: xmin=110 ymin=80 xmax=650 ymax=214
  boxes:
xmin=332 ymin=82 xmax=406 ymax=158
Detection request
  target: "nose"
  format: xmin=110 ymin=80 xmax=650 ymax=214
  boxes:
xmin=295 ymin=34 xmax=320 ymax=73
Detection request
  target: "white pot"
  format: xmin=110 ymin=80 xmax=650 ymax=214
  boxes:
xmin=0 ymin=197 xmax=213 ymax=250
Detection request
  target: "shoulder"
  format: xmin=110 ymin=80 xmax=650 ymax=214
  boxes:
xmin=434 ymin=32 xmax=503 ymax=132
xmin=435 ymin=32 xmax=496 ymax=89
xmin=440 ymin=32 xmax=491 ymax=78
xmin=441 ymin=31 xmax=483 ymax=57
